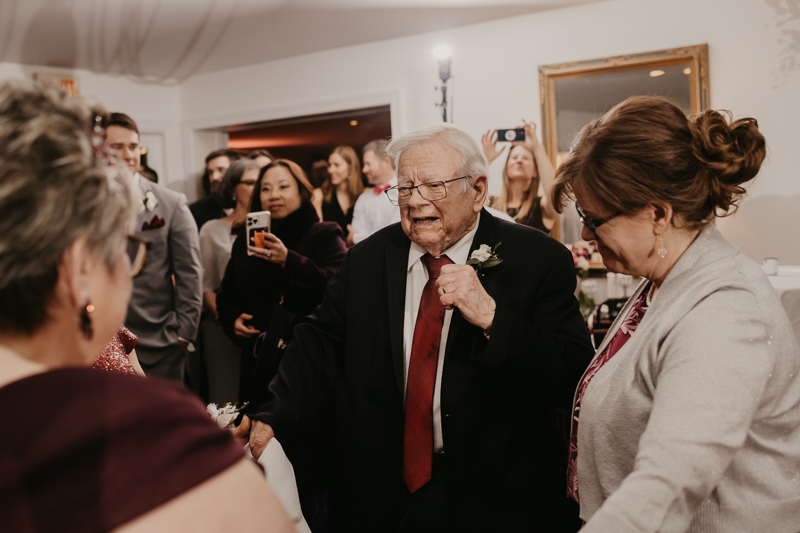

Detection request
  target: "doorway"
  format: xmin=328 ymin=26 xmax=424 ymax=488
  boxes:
xmin=227 ymin=105 xmax=392 ymax=184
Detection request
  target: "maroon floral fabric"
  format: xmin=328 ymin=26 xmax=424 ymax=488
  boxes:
xmin=566 ymin=284 xmax=651 ymax=502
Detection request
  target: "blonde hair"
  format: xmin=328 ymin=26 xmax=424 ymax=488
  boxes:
xmin=0 ymin=81 xmax=136 ymax=333
xmin=322 ymin=145 xmax=364 ymax=204
xmin=490 ymin=145 xmax=539 ymax=221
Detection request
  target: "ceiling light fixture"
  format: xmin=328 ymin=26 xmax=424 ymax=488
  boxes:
xmin=350 ymin=120 xmax=358 ymax=126
xmin=650 ymin=70 xmax=666 ymax=77
xmin=683 ymin=67 xmax=691 ymax=75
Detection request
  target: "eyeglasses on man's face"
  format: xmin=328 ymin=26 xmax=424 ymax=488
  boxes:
xmin=575 ymin=203 xmax=621 ymax=239
xmin=126 ymin=235 xmax=149 ymax=277
xmin=384 ymin=176 xmax=469 ymax=206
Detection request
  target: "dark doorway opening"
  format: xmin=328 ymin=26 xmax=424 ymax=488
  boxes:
xmin=227 ymin=105 xmax=392 ymax=180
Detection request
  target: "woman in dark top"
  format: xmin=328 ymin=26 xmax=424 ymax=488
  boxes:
xmin=482 ymin=120 xmax=559 ymax=233
xmin=312 ymin=145 xmax=364 ymax=235
xmin=0 ymin=81 xmax=293 ymax=533
xmin=217 ymin=158 xmax=347 ymax=531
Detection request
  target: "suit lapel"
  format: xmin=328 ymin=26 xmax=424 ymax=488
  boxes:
xmin=443 ymin=210 xmax=499 ymax=360
xmin=385 ymin=232 xmax=411 ymax=395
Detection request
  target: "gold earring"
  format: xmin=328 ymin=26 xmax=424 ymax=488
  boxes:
xmin=657 ymin=236 xmax=668 ymax=259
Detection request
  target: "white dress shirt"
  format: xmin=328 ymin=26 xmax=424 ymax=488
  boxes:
xmin=351 ymin=177 xmax=401 ymax=244
xmin=403 ymin=213 xmax=480 ymax=452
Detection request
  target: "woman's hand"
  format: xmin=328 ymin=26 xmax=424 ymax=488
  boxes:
xmin=234 ymin=313 xmax=260 ymax=338
xmin=481 ymin=129 xmax=506 ymax=164
xmin=511 ymin=119 xmax=543 ymax=151
xmin=247 ymin=233 xmax=289 ymax=268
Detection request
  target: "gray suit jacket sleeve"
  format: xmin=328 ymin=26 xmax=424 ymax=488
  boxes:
xmin=170 ymin=195 xmax=203 ymax=341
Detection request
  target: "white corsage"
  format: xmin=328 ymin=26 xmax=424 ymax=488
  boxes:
xmin=466 ymin=242 xmax=503 ymax=274
xmin=140 ymin=190 xmax=158 ymax=214
xmin=206 ymin=402 xmax=248 ymax=429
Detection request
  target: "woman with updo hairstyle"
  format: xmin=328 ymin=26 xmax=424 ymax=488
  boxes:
xmin=0 ymin=82 xmax=294 ymax=532
xmin=482 ymin=120 xmax=558 ymax=233
xmin=311 ymin=144 xmax=364 ymax=235
xmin=551 ymin=95 xmax=800 ymax=532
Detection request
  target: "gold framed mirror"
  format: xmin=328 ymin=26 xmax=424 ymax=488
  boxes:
xmin=539 ymin=44 xmax=710 ymax=167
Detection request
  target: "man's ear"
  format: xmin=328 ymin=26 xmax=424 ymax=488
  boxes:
xmin=472 ymin=175 xmax=489 ymax=213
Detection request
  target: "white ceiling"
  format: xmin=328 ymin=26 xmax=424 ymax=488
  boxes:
xmin=0 ymin=0 xmax=607 ymax=83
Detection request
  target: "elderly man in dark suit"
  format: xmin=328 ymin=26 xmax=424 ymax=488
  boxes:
xmin=246 ymin=123 xmax=593 ymax=532
xmin=106 ymin=113 xmax=203 ymax=381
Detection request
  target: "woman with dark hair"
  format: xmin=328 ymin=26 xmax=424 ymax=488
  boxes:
xmin=312 ymin=145 xmax=364 ymax=234
xmin=217 ymin=158 xmax=347 ymax=530
xmin=0 ymin=81 xmax=294 ymax=533
xmin=552 ymin=96 xmax=800 ymax=532
xmin=482 ymin=120 xmax=558 ymax=233
xmin=199 ymin=158 xmax=261 ymax=404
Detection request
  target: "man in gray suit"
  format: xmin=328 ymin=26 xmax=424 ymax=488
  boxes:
xmin=106 ymin=113 xmax=203 ymax=381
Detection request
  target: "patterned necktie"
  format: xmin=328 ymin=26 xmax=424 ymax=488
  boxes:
xmin=403 ymin=254 xmax=453 ymax=493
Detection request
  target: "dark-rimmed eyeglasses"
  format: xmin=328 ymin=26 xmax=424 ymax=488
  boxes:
xmin=575 ymin=203 xmax=621 ymax=238
xmin=384 ymin=176 xmax=469 ymax=206
xmin=126 ymin=235 xmax=150 ymax=277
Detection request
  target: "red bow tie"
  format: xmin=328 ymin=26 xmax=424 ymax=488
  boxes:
xmin=374 ymin=183 xmax=392 ymax=196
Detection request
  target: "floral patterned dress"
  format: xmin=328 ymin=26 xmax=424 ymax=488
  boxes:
xmin=566 ymin=283 xmax=652 ymax=502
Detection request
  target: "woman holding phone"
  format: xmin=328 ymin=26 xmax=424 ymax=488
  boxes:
xmin=482 ymin=120 xmax=558 ymax=233
xmin=216 ymin=158 xmax=346 ymax=530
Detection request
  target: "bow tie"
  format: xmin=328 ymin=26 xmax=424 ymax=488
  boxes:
xmin=374 ymin=183 xmax=392 ymax=196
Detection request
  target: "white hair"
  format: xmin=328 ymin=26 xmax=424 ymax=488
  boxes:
xmin=386 ymin=123 xmax=488 ymax=191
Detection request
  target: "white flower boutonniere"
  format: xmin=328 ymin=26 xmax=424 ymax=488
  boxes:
xmin=467 ymin=242 xmax=503 ymax=274
xmin=206 ymin=402 xmax=248 ymax=429
xmin=142 ymin=191 xmax=158 ymax=213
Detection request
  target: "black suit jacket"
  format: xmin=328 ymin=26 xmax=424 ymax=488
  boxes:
xmin=189 ymin=194 xmax=226 ymax=232
xmin=254 ymin=210 xmax=593 ymax=532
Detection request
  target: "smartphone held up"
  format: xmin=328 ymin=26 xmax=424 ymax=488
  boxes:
xmin=246 ymin=210 xmax=271 ymax=256
xmin=497 ymin=128 xmax=526 ymax=142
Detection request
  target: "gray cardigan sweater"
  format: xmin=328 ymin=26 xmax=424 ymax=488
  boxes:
xmin=578 ymin=224 xmax=800 ymax=533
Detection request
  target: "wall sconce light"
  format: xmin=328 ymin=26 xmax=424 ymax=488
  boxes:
xmin=433 ymin=44 xmax=452 ymax=122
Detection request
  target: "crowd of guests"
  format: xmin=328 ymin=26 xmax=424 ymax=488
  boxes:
xmin=1 ymin=78 xmax=799 ymax=533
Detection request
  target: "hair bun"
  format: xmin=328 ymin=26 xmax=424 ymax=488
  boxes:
xmin=688 ymin=109 xmax=766 ymax=213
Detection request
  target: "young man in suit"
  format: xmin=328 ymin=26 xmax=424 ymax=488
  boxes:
xmin=106 ymin=113 xmax=203 ymax=382
xmin=246 ymin=123 xmax=593 ymax=532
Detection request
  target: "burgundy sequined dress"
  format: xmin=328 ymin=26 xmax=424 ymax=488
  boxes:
xmin=92 ymin=325 xmax=138 ymax=375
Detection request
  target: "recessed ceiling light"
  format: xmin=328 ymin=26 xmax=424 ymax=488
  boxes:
xmin=350 ymin=120 xmax=358 ymax=126
xmin=683 ymin=67 xmax=691 ymax=75
xmin=650 ymin=70 xmax=665 ymax=77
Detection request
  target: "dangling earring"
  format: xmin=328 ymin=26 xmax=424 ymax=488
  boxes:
xmin=79 ymin=290 xmax=95 ymax=340
xmin=232 ymin=195 xmax=237 ymax=202
xmin=657 ymin=235 xmax=668 ymax=259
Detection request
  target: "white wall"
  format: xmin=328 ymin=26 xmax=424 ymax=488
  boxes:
xmin=0 ymin=62 xmax=188 ymax=194
xmin=179 ymin=0 xmax=800 ymax=264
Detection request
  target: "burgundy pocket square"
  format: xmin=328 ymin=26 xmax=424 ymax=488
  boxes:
xmin=141 ymin=214 xmax=165 ymax=231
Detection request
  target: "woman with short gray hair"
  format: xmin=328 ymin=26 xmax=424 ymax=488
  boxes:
xmin=0 ymin=81 xmax=294 ymax=533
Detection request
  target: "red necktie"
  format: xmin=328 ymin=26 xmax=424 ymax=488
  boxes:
xmin=403 ymin=254 xmax=453 ymax=493
xmin=374 ymin=183 xmax=392 ymax=195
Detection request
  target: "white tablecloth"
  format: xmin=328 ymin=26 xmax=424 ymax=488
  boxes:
xmin=767 ymin=265 xmax=800 ymax=343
